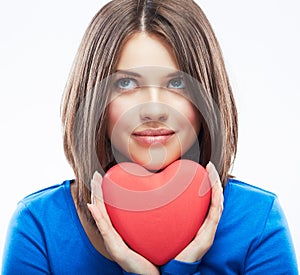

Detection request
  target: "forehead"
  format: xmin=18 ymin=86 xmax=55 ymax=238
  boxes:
xmin=116 ymin=32 xmax=179 ymax=70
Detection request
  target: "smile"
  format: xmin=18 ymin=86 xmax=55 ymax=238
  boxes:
xmin=132 ymin=128 xmax=175 ymax=145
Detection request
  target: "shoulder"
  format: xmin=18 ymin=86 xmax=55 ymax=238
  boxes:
xmin=14 ymin=180 xmax=73 ymax=223
xmin=20 ymin=180 xmax=72 ymax=207
xmin=204 ymin=180 xmax=298 ymax=273
xmin=221 ymin=178 xmax=280 ymax=235
xmin=225 ymin=178 xmax=277 ymax=206
xmin=226 ymin=178 xmax=277 ymax=197
xmin=7 ymin=180 xmax=75 ymax=241
xmin=219 ymin=180 xmax=298 ymax=273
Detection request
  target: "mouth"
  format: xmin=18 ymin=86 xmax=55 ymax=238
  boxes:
xmin=132 ymin=128 xmax=175 ymax=145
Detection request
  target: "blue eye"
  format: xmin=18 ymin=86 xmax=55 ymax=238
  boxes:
xmin=168 ymin=77 xmax=186 ymax=89
xmin=116 ymin=78 xmax=138 ymax=90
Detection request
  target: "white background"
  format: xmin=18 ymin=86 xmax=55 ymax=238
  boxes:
xmin=0 ymin=0 xmax=299 ymax=268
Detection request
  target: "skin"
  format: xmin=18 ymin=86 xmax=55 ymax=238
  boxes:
xmin=107 ymin=32 xmax=201 ymax=171
xmin=87 ymin=33 xmax=224 ymax=274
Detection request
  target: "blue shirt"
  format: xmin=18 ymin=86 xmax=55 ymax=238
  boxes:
xmin=2 ymin=179 xmax=298 ymax=274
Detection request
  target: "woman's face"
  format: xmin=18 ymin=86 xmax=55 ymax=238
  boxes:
xmin=107 ymin=32 xmax=200 ymax=171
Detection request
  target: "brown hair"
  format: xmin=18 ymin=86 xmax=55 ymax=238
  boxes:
xmin=61 ymin=0 xmax=238 ymax=218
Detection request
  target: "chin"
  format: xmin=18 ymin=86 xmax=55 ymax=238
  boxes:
xmin=142 ymin=164 xmax=167 ymax=172
xmin=135 ymin=158 xmax=176 ymax=172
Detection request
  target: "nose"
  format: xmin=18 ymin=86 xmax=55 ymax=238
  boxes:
xmin=139 ymin=88 xmax=169 ymax=122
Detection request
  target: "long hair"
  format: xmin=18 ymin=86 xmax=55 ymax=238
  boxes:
xmin=61 ymin=0 xmax=238 ymax=218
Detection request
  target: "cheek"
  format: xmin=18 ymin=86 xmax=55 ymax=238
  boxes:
xmin=107 ymin=104 xmax=129 ymax=157
xmin=107 ymin=99 xmax=132 ymax=135
xmin=188 ymin=108 xmax=201 ymax=134
xmin=175 ymin=104 xmax=201 ymax=155
xmin=176 ymin=103 xmax=201 ymax=134
xmin=107 ymin=104 xmax=119 ymax=139
xmin=107 ymin=100 xmax=139 ymax=143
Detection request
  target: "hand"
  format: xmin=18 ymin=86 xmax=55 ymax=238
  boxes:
xmin=87 ymin=172 xmax=159 ymax=275
xmin=174 ymin=161 xmax=224 ymax=262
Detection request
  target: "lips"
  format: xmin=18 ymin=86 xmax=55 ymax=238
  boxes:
xmin=132 ymin=128 xmax=175 ymax=145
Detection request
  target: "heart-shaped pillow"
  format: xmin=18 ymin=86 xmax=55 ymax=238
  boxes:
xmin=102 ymin=159 xmax=211 ymax=265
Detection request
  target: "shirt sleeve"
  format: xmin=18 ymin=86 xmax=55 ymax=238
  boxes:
xmin=244 ymin=197 xmax=298 ymax=274
xmin=121 ymin=259 xmax=202 ymax=275
xmin=2 ymin=202 xmax=51 ymax=274
xmin=160 ymin=259 xmax=202 ymax=275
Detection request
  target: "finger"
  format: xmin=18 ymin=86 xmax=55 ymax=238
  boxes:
xmin=196 ymin=176 xmax=223 ymax=239
xmin=175 ymin=163 xmax=224 ymax=262
xmin=87 ymin=203 xmax=109 ymax=233
xmin=90 ymin=172 xmax=113 ymax=227
xmin=89 ymin=174 xmax=159 ymax=273
xmin=206 ymin=162 xmax=220 ymax=187
xmin=93 ymin=170 xmax=103 ymax=182
xmin=87 ymin=203 xmax=127 ymax=262
xmin=206 ymin=162 xmax=224 ymax=207
xmin=87 ymin=203 xmax=128 ymax=260
xmin=204 ymin=187 xmax=223 ymax=228
xmin=174 ymin=201 xmax=223 ymax=263
xmin=91 ymin=171 xmax=104 ymax=203
xmin=87 ymin=198 xmax=126 ymax=251
xmin=195 ymin=162 xmax=223 ymax=238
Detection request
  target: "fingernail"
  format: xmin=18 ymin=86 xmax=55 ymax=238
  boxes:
xmin=91 ymin=179 xmax=103 ymax=201
xmin=206 ymin=161 xmax=212 ymax=169
xmin=207 ymin=162 xmax=219 ymax=187
xmin=87 ymin=203 xmax=96 ymax=220
xmin=87 ymin=203 xmax=98 ymax=215
xmin=90 ymin=179 xmax=95 ymax=192
xmin=207 ymin=161 xmax=216 ymax=171
xmin=87 ymin=203 xmax=93 ymax=212
xmin=87 ymin=203 xmax=104 ymax=224
xmin=93 ymin=171 xmax=102 ymax=181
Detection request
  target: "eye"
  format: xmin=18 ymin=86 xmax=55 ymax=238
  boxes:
xmin=115 ymin=78 xmax=138 ymax=90
xmin=168 ymin=77 xmax=186 ymax=89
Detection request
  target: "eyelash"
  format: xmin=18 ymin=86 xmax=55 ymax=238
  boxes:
xmin=113 ymin=76 xmax=186 ymax=92
xmin=168 ymin=77 xmax=186 ymax=89
xmin=115 ymin=78 xmax=138 ymax=90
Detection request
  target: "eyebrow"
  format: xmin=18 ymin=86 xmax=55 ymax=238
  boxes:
xmin=166 ymin=71 xmax=183 ymax=78
xmin=115 ymin=70 xmax=142 ymax=78
xmin=114 ymin=69 xmax=183 ymax=78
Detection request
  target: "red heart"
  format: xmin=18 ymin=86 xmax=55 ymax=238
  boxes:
xmin=102 ymin=159 xmax=211 ymax=265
